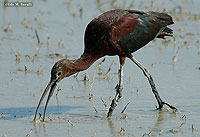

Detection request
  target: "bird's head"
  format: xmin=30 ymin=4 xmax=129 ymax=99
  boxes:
xmin=50 ymin=59 xmax=77 ymax=83
xmin=50 ymin=59 xmax=66 ymax=83
xmin=34 ymin=59 xmax=77 ymax=121
xmin=44 ymin=59 xmax=78 ymax=94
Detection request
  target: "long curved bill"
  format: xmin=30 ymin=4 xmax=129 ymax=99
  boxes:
xmin=33 ymin=79 xmax=57 ymax=121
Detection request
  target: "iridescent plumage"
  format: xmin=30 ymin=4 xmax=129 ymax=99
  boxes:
xmin=34 ymin=9 xmax=176 ymax=121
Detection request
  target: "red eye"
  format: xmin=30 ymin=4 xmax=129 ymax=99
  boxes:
xmin=58 ymin=72 xmax=62 ymax=76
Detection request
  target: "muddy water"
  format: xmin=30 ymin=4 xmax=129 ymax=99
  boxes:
xmin=0 ymin=0 xmax=200 ymax=137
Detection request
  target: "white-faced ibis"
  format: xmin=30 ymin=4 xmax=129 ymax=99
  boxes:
xmin=34 ymin=9 xmax=177 ymax=121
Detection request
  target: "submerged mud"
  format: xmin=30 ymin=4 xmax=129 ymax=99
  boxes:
xmin=0 ymin=0 xmax=200 ymax=136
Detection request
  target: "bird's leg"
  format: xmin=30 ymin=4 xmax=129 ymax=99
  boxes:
xmin=107 ymin=56 xmax=125 ymax=117
xmin=115 ymin=63 xmax=124 ymax=99
xmin=128 ymin=54 xmax=177 ymax=111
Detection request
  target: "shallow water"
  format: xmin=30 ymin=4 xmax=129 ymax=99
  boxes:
xmin=0 ymin=0 xmax=200 ymax=137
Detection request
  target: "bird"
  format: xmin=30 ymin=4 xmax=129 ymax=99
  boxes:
xmin=33 ymin=9 xmax=177 ymax=121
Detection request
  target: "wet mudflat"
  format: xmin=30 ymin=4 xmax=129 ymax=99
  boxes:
xmin=0 ymin=0 xmax=200 ymax=136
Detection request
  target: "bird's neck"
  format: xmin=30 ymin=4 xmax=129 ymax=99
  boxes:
xmin=72 ymin=53 xmax=100 ymax=72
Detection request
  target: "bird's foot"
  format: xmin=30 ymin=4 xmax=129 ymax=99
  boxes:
xmin=107 ymin=99 xmax=118 ymax=118
xmin=107 ymin=85 xmax=123 ymax=117
xmin=158 ymin=101 xmax=178 ymax=112
xmin=162 ymin=101 xmax=178 ymax=111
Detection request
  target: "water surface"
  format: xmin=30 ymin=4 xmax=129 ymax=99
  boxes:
xmin=0 ymin=0 xmax=200 ymax=136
